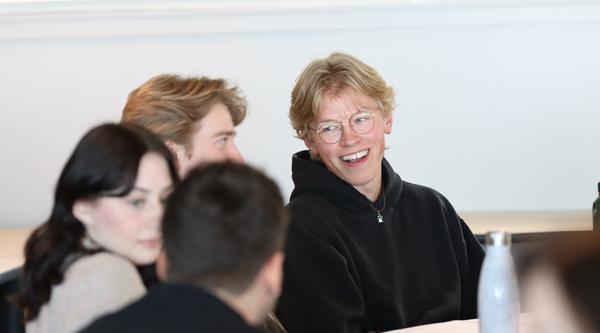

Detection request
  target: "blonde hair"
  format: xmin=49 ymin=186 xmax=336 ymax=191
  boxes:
xmin=122 ymin=74 xmax=247 ymax=149
xmin=289 ymin=52 xmax=395 ymax=140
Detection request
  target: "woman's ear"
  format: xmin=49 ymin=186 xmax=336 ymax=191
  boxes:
xmin=384 ymin=114 xmax=393 ymax=135
xmin=72 ymin=199 xmax=93 ymax=227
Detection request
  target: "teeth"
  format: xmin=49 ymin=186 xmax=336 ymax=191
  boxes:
xmin=341 ymin=149 xmax=368 ymax=161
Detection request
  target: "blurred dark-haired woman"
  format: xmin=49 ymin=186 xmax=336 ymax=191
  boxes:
xmin=14 ymin=123 xmax=178 ymax=333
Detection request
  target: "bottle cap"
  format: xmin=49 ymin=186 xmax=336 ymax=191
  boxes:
xmin=485 ymin=231 xmax=511 ymax=246
xmin=597 ymin=182 xmax=600 ymax=194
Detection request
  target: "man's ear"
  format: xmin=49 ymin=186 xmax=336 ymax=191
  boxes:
xmin=303 ymin=136 xmax=319 ymax=160
xmin=303 ymin=135 xmax=314 ymax=150
xmin=72 ymin=199 xmax=94 ymax=227
xmin=383 ymin=114 xmax=393 ymax=135
xmin=164 ymin=140 xmax=185 ymax=164
xmin=156 ymin=250 xmax=168 ymax=281
xmin=260 ymin=251 xmax=285 ymax=298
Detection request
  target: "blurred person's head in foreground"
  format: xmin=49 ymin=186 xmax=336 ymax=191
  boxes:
xmin=162 ymin=162 xmax=289 ymax=325
xmin=523 ymin=231 xmax=600 ymax=333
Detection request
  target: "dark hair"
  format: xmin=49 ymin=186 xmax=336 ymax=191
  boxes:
xmin=162 ymin=162 xmax=288 ymax=293
xmin=15 ymin=123 xmax=178 ymax=321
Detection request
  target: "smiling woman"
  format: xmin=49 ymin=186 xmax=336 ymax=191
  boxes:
xmin=13 ymin=123 xmax=178 ymax=333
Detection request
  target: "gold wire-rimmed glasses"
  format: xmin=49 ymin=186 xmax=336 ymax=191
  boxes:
xmin=310 ymin=111 xmax=377 ymax=144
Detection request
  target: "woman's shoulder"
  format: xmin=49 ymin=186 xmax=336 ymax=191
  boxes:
xmin=68 ymin=252 xmax=138 ymax=275
xmin=61 ymin=252 xmax=145 ymax=309
xmin=30 ymin=252 xmax=146 ymax=333
xmin=65 ymin=252 xmax=145 ymax=290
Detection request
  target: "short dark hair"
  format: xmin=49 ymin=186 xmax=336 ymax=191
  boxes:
xmin=162 ymin=162 xmax=288 ymax=293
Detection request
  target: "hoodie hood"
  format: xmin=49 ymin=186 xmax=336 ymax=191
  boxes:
xmin=290 ymin=150 xmax=403 ymax=214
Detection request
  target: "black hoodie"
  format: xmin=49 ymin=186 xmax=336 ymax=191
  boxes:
xmin=276 ymin=151 xmax=484 ymax=333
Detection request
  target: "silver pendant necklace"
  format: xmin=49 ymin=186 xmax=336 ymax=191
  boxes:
xmin=367 ymin=187 xmax=385 ymax=223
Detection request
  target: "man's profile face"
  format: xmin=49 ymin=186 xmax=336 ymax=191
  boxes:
xmin=177 ymin=103 xmax=243 ymax=177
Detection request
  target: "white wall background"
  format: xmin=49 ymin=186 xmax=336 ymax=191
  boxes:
xmin=1 ymin=0 xmax=599 ymax=227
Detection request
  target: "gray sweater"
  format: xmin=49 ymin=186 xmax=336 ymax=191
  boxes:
xmin=26 ymin=252 xmax=145 ymax=333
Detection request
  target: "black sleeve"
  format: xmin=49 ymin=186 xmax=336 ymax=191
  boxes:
xmin=276 ymin=236 xmax=366 ymax=333
xmin=458 ymin=218 xmax=485 ymax=319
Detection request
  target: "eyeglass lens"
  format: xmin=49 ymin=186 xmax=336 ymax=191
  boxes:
xmin=318 ymin=112 xmax=375 ymax=144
